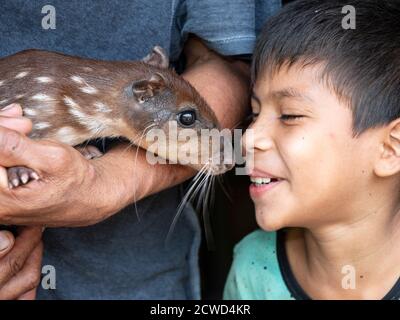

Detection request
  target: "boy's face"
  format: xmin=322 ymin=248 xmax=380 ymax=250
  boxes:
xmin=245 ymin=64 xmax=380 ymax=231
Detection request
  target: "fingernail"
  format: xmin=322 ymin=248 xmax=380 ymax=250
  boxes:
xmin=2 ymin=103 xmax=17 ymax=111
xmin=0 ymin=232 xmax=11 ymax=251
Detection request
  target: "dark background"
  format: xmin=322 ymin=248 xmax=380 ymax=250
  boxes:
xmin=200 ymin=0 xmax=296 ymax=300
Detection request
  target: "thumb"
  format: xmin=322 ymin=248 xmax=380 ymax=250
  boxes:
xmin=0 ymin=104 xmax=32 ymax=136
xmin=0 ymin=104 xmax=24 ymax=117
xmin=0 ymin=230 xmax=15 ymax=259
xmin=0 ymin=126 xmax=52 ymax=171
xmin=0 ymin=116 xmax=32 ymax=136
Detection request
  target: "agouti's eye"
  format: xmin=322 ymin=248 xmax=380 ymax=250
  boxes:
xmin=177 ymin=110 xmax=196 ymax=127
xmin=138 ymin=96 xmax=149 ymax=103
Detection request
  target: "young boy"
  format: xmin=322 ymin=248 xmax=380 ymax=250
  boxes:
xmin=224 ymin=0 xmax=400 ymax=300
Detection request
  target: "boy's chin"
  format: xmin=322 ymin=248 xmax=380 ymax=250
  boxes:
xmin=255 ymin=206 xmax=320 ymax=231
xmin=255 ymin=207 xmax=289 ymax=232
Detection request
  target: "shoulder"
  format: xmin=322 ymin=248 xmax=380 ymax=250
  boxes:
xmin=234 ymin=229 xmax=276 ymax=257
xmin=224 ymin=229 xmax=280 ymax=299
xmin=231 ymin=229 xmax=278 ymax=279
xmin=224 ymin=229 xmax=295 ymax=300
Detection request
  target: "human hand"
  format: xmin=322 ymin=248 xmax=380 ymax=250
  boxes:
xmin=0 ymin=124 xmax=112 ymax=226
xmin=0 ymin=104 xmax=32 ymax=188
xmin=0 ymin=105 xmax=42 ymax=299
xmin=0 ymin=226 xmax=43 ymax=300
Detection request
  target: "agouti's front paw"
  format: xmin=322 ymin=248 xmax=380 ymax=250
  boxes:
xmin=7 ymin=166 xmax=39 ymax=188
xmin=75 ymin=145 xmax=103 ymax=160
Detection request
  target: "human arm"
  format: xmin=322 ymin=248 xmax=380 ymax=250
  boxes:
xmin=0 ymin=36 xmax=250 ymax=227
xmin=0 ymin=104 xmax=43 ymax=300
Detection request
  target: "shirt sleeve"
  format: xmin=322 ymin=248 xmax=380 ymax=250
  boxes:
xmin=223 ymin=251 xmax=244 ymax=300
xmin=170 ymin=0 xmax=281 ymax=60
xmin=223 ymin=232 xmax=261 ymax=300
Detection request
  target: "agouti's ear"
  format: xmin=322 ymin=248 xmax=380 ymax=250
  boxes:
xmin=132 ymin=73 xmax=166 ymax=103
xmin=142 ymin=46 xmax=169 ymax=69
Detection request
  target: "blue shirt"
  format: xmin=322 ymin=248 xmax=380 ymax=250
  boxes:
xmin=0 ymin=0 xmax=281 ymax=299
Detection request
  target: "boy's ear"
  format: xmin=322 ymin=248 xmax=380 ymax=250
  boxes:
xmin=132 ymin=73 xmax=166 ymax=103
xmin=374 ymin=119 xmax=400 ymax=177
xmin=142 ymin=46 xmax=169 ymax=69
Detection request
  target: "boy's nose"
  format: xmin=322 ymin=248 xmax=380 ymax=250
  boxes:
xmin=242 ymin=120 xmax=275 ymax=155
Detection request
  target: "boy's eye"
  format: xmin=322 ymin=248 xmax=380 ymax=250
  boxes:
xmin=280 ymin=114 xmax=303 ymax=121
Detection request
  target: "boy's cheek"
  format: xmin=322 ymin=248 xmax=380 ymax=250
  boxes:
xmin=251 ymin=172 xmax=341 ymax=230
xmin=280 ymin=131 xmax=315 ymax=161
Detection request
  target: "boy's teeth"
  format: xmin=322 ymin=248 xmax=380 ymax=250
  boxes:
xmin=250 ymin=177 xmax=272 ymax=184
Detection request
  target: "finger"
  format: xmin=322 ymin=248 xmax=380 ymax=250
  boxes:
xmin=17 ymin=288 xmax=37 ymax=300
xmin=0 ymin=104 xmax=23 ymax=117
xmin=0 ymin=226 xmax=42 ymax=287
xmin=0 ymin=166 xmax=8 ymax=189
xmin=0 ymin=230 xmax=15 ymax=259
xmin=0 ymin=241 xmax=42 ymax=300
xmin=0 ymin=126 xmax=72 ymax=172
xmin=0 ymin=116 xmax=32 ymax=135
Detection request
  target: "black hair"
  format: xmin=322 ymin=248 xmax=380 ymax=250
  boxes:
xmin=252 ymin=0 xmax=400 ymax=137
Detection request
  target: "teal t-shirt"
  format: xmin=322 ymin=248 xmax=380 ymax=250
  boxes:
xmin=224 ymin=229 xmax=294 ymax=300
xmin=224 ymin=229 xmax=400 ymax=300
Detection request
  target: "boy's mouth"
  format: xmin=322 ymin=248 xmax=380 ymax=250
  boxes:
xmin=249 ymin=175 xmax=284 ymax=198
xmin=248 ymin=169 xmax=285 ymax=197
xmin=250 ymin=177 xmax=281 ymax=186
